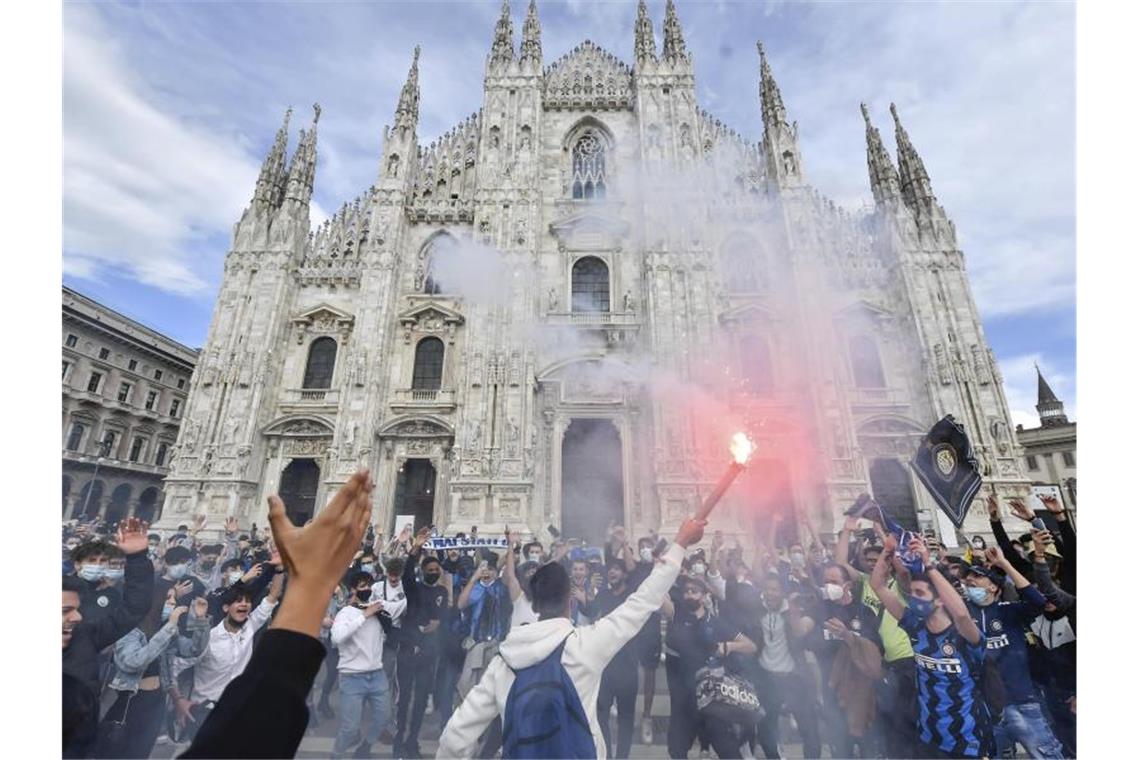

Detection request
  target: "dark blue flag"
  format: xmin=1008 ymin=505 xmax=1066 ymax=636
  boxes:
xmin=909 ymin=415 xmax=984 ymax=530
xmin=846 ymin=494 xmax=924 ymax=575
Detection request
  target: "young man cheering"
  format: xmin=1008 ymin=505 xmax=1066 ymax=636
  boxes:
xmin=331 ymin=571 xmax=392 ymax=759
xmin=870 ymin=536 xmax=993 ymax=759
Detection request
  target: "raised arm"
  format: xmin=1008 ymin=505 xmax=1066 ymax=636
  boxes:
xmin=457 ymin=562 xmax=484 ymax=610
xmin=835 ymin=515 xmax=864 ymax=580
xmin=502 ymin=527 xmax=523 ymax=602
xmin=1030 ymin=529 xmax=1075 ymax=611
xmin=989 ymin=494 xmax=1033 ymax=576
xmin=910 ymin=538 xmax=980 ymax=645
xmin=869 ymin=539 xmax=907 ymax=622
xmin=92 ymin=518 xmax=156 ymax=650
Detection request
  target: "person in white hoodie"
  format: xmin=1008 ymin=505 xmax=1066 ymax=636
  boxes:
xmin=436 ymin=516 xmax=707 ymax=759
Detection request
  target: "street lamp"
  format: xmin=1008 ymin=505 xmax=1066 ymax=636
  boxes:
xmin=80 ymin=437 xmax=114 ymax=520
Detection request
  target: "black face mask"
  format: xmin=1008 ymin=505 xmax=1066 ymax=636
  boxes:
xmin=200 ymin=558 xmax=217 ymax=570
xmin=1043 ymin=607 xmax=1068 ymax=622
xmin=424 ymin=572 xmax=441 ymax=585
xmin=683 ymin=598 xmax=702 ymax=612
xmin=356 ymin=588 xmax=372 ymax=603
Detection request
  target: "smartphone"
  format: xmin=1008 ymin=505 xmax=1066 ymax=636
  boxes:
xmin=1030 ymin=517 xmax=1047 ymax=531
xmin=548 ymin=524 xmax=561 ymax=539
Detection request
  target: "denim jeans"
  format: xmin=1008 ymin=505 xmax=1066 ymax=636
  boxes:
xmin=334 ymin=669 xmax=391 ymax=757
xmin=994 ymin=700 xmax=1065 ymax=759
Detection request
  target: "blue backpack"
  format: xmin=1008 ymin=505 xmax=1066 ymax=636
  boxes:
xmin=501 ymin=634 xmax=596 ymax=759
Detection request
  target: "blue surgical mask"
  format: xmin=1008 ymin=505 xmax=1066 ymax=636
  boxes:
xmin=103 ymin=568 xmax=125 ymax=584
xmin=965 ymin=586 xmax=990 ymax=605
xmin=908 ymin=596 xmax=935 ymax=620
xmin=161 ymin=603 xmax=174 ymax=620
xmin=226 ymin=570 xmax=243 ymax=585
xmin=360 ymin=563 xmax=374 ymax=575
xmin=77 ymin=564 xmax=104 ymax=582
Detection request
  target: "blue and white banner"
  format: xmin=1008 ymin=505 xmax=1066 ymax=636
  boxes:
xmin=425 ymin=536 xmax=510 ymax=551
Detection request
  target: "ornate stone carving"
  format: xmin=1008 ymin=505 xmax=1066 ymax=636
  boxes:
xmin=543 ymin=41 xmax=634 ymax=111
xmin=284 ymin=437 xmax=329 ymax=457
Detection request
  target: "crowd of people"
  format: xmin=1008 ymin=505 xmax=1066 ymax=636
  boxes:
xmin=61 ymin=474 xmax=1076 ymax=759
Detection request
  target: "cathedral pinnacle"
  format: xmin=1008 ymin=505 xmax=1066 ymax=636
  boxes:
xmin=254 ymin=107 xmax=292 ymax=207
xmin=490 ymin=0 xmax=515 ymax=67
xmin=662 ymin=0 xmax=688 ymax=63
xmin=284 ymin=103 xmax=319 ymax=206
xmin=757 ymin=42 xmax=787 ymax=132
xmin=890 ymin=103 xmax=935 ymax=210
xmin=757 ymin=41 xmax=803 ymax=188
xmin=635 ymin=0 xmax=657 ymax=63
xmin=861 ymin=103 xmax=902 ymax=208
xmin=395 ymin=46 xmax=421 ymax=132
xmin=520 ymin=0 xmax=542 ymax=66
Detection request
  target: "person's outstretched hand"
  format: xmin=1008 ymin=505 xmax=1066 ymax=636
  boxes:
xmin=268 ymin=470 xmax=374 ymax=637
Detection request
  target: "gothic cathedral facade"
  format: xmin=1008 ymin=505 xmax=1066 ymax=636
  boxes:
xmin=156 ymin=1 xmax=1028 ymax=546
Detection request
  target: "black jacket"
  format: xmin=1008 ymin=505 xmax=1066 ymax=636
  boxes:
xmin=181 ymin=629 xmax=325 ymax=759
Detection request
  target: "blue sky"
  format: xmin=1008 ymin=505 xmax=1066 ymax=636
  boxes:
xmin=62 ymin=0 xmax=1075 ymax=428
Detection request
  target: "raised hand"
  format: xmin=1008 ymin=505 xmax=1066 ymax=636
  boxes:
xmin=224 ymin=516 xmax=239 ymax=536
xmin=191 ymin=597 xmax=209 ymax=619
xmin=267 ymin=470 xmax=373 ymax=600
xmin=1007 ymin=497 xmax=1035 ymax=522
xmin=192 ymin=513 xmax=207 ymax=533
xmin=907 ymin=537 xmax=930 ymax=567
xmin=985 ymin=493 xmax=1000 ymax=521
xmin=1031 ymin=528 xmax=1053 ymax=559
xmin=824 ymin=617 xmax=852 ymax=642
xmin=169 ymin=605 xmax=189 ymax=626
xmin=241 ymin=564 xmax=264 ymax=584
xmin=676 ymin=518 xmax=707 ymax=549
xmin=174 ymin=580 xmax=194 ymax=600
xmin=115 ymin=517 xmax=149 ymax=556
xmin=984 ymin=546 xmax=1006 ymax=567
xmin=1040 ymin=494 xmax=1065 ymax=515
xmin=412 ymin=526 xmax=432 ymax=551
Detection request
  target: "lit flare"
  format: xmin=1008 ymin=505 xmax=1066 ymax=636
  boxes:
xmin=695 ymin=432 xmax=757 ymax=522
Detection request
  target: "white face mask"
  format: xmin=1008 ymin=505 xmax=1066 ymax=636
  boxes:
xmin=226 ymin=570 xmax=243 ymax=585
xmin=103 ymin=568 xmax=125 ymax=584
xmin=821 ymin=583 xmax=845 ymax=602
xmin=691 ymin=562 xmax=707 ymax=576
xmin=166 ymin=563 xmax=188 ymax=580
xmin=77 ymin=564 xmax=104 ymax=582
xmin=639 ymin=547 xmax=653 ymax=563
xmin=790 ymin=552 xmax=806 ymax=569
xmin=527 ymin=552 xmax=542 ymax=563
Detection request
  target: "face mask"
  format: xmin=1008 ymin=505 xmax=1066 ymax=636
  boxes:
xmin=691 ymin=562 xmax=707 ymax=576
xmin=226 ymin=571 xmax=243 ymax=585
xmin=639 ymin=547 xmax=653 ymax=563
xmin=200 ymin=558 xmax=217 ymax=570
xmin=360 ymin=563 xmax=374 ymax=574
xmin=424 ymin=571 xmax=441 ymax=585
xmin=480 ymin=579 xmax=495 ymax=588
xmin=104 ymin=568 xmax=125 ymax=584
xmin=527 ymin=553 xmax=542 ymax=563
xmin=971 ymin=539 xmax=985 ymax=550
xmin=161 ymin=603 xmax=174 ymax=620
xmin=66 ymin=543 xmax=80 ymax=552
xmin=166 ymin=563 xmax=188 ymax=580
xmin=908 ymin=595 xmax=935 ymax=620
xmin=965 ymin=586 xmax=990 ymax=605
xmin=355 ymin=588 xmax=372 ymax=603
xmin=1043 ymin=607 xmax=1068 ymax=622
xmin=790 ymin=552 xmax=806 ymax=569
xmin=821 ymin=583 xmax=845 ymax=602
xmin=77 ymin=564 xmax=104 ymax=582
xmin=683 ymin=598 xmax=702 ymax=612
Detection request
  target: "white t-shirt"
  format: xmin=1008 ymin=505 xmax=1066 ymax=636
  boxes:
xmin=331 ymin=605 xmax=386 ymax=674
xmin=511 ymin=594 xmax=539 ymax=628
xmin=192 ymin=598 xmax=275 ymax=702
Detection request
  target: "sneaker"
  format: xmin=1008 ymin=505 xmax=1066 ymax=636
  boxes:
xmin=641 ymin=717 xmax=653 ymax=744
xmin=154 ymin=733 xmax=171 ymax=746
xmin=699 ymin=750 xmax=712 ymax=760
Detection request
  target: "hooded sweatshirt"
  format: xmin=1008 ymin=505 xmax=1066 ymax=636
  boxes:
xmin=437 ymin=543 xmax=685 ymax=760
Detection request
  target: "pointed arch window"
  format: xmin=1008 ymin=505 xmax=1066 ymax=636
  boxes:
xmin=412 ymin=337 xmax=445 ymax=391
xmin=571 ymin=257 xmax=610 ymax=313
xmin=302 ymin=337 xmax=338 ymax=389
xmin=850 ymin=334 xmax=886 ymax=389
xmin=571 ymin=131 xmax=607 ymax=200
xmin=423 ymin=234 xmax=460 ymax=295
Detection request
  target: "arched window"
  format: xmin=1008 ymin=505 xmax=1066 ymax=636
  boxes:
xmin=571 ymin=256 xmax=610 ymax=313
xmin=422 ymin=234 xmax=459 ymax=295
xmin=62 ymin=476 xmax=72 ymax=516
xmin=66 ymin=422 xmax=85 ymax=451
xmin=106 ymin=484 xmax=132 ymax=525
xmin=739 ymin=336 xmax=774 ymax=393
xmin=721 ymin=234 xmax=763 ymax=294
xmin=75 ymin=480 xmax=104 ymax=520
xmin=571 ymin=131 xmax=607 ymax=200
xmin=850 ymin=335 xmax=886 ymax=388
xmin=412 ymin=337 xmax=445 ymax=391
xmin=869 ymin=458 xmax=919 ymax=531
xmin=302 ymin=337 xmax=338 ymax=389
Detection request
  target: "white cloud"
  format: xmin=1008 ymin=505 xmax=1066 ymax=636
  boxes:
xmin=63 ymin=5 xmax=258 ymax=295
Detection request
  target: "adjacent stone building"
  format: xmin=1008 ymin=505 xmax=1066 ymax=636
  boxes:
xmin=1015 ymin=366 xmax=1077 ymax=511
xmin=62 ymin=286 xmax=197 ymax=524
xmin=155 ymin=0 xmax=1031 ymax=545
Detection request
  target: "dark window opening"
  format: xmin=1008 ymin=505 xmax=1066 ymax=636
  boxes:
xmin=412 ymin=337 xmax=445 ymax=391
xmin=303 ymin=337 xmax=338 ymax=389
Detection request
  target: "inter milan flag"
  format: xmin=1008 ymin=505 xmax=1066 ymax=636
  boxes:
xmin=846 ymin=494 xmax=925 ymax=575
xmin=910 ymin=415 xmax=984 ymax=529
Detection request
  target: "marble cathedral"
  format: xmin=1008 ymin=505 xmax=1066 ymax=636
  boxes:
xmin=155 ymin=0 xmax=1029 ymax=545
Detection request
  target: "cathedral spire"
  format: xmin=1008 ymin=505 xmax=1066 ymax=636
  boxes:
xmin=284 ymin=103 xmax=320 ymax=206
xmin=1035 ymin=364 xmax=1069 ymax=427
xmin=890 ymin=103 xmax=936 ymax=210
xmin=395 ymin=46 xmax=421 ymax=133
xmin=520 ymin=0 xmax=541 ymax=66
xmin=490 ymin=0 xmax=514 ymax=67
xmin=662 ymin=0 xmax=688 ymax=63
xmin=757 ymin=42 xmax=803 ymax=188
xmin=635 ymin=0 xmax=657 ymax=64
xmin=861 ymin=103 xmax=901 ymax=209
xmin=254 ymin=107 xmax=291 ymax=207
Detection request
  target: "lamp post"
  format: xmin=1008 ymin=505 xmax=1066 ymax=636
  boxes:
xmin=80 ymin=437 xmax=113 ymax=520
